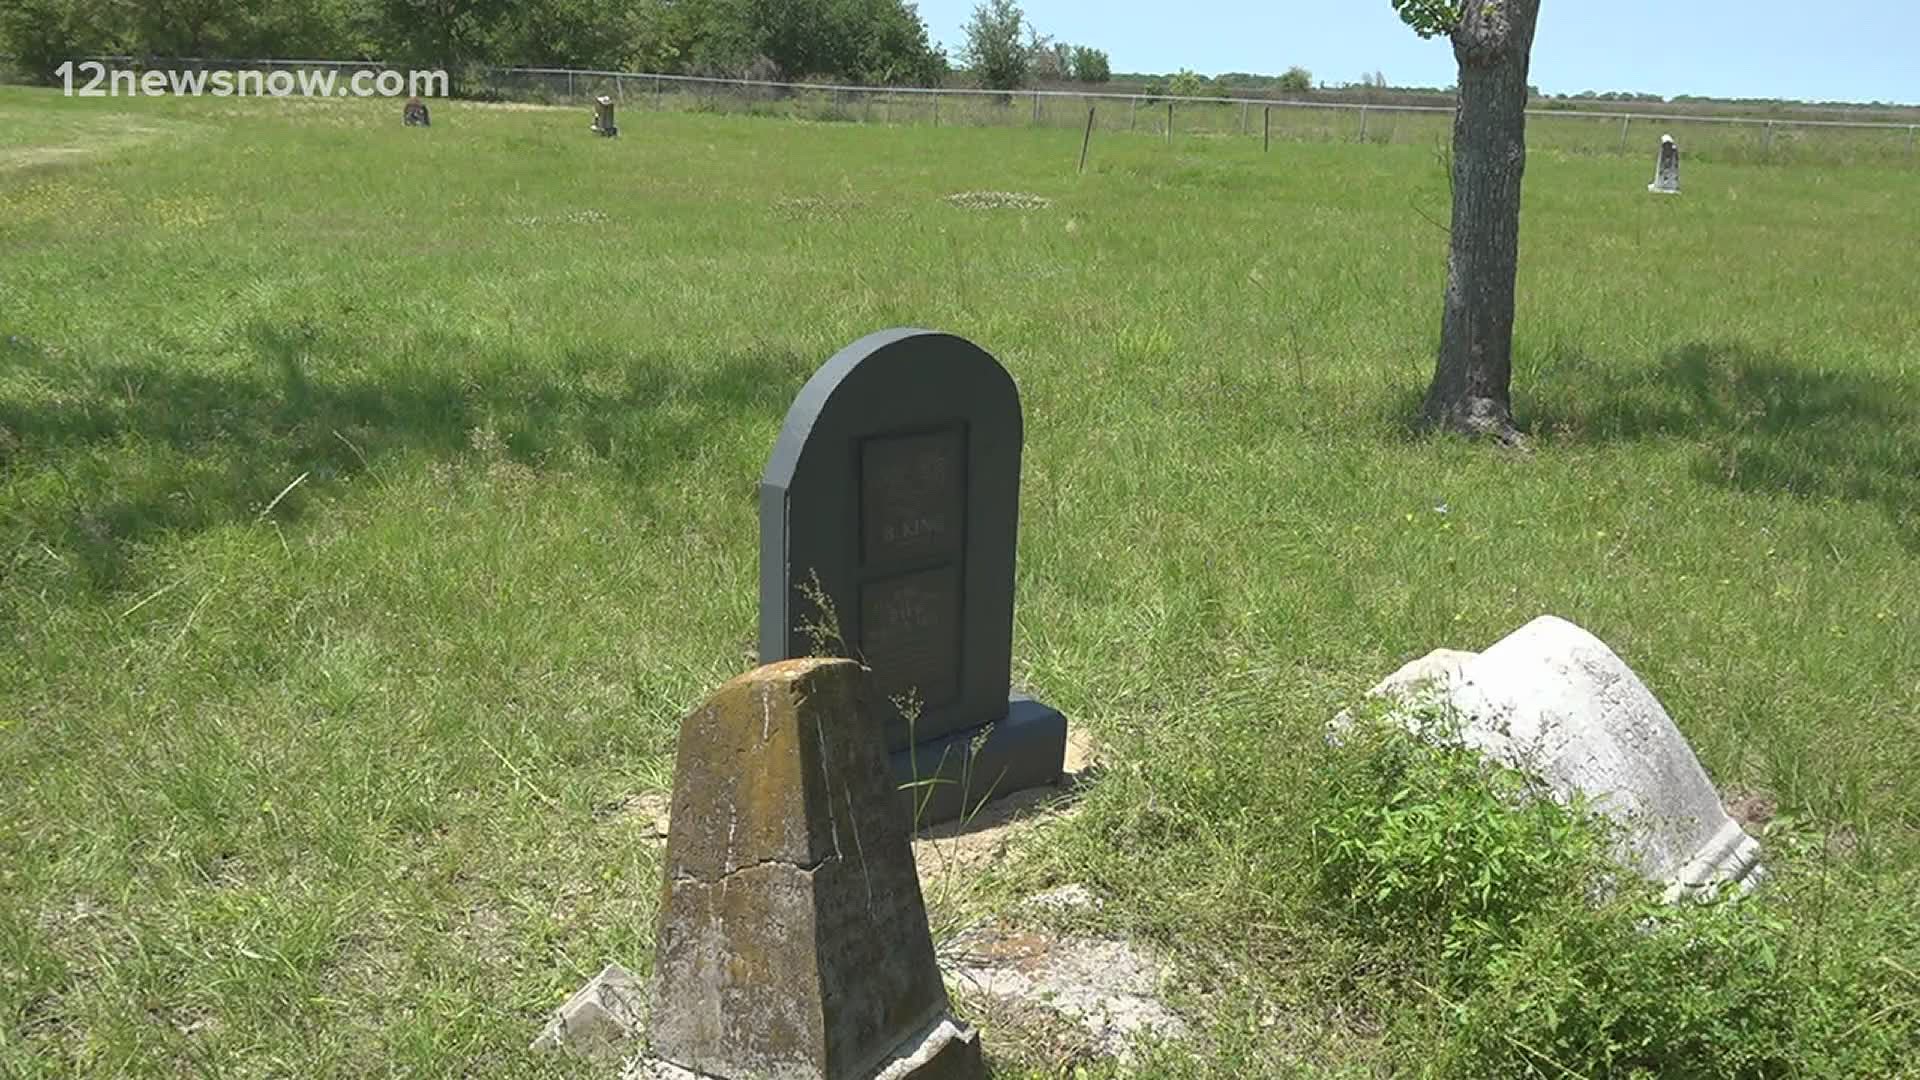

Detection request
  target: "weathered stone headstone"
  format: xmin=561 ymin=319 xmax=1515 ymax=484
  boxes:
xmin=642 ymin=659 xmax=985 ymax=1080
xmin=1340 ymin=615 xmax=1762 ymax=900
xmin=592 ymin=95 xmax=619 ymax=137
xmin=1648 ymin=133 xmax=1680 ymax=194
xmin=760 ymin=329 xmax=1067 ymax=825
xmin=402 ymin=96 xmax=430 ymax=127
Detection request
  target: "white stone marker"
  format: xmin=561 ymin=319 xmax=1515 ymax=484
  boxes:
xmin=1649 ymin=134 xmax=1681 ymax=194
xmin=1349 ymin=616 xmax=1762 ymax=900
xmin=530 ymin=963 xmax=644 ymax=1058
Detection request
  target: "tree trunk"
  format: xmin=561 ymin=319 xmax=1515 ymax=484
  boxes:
xmin=1422 ymin=0 xmax=1542 ymax=443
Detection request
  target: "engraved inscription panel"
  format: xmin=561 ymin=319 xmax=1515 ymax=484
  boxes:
xmin=859 ymin=567 xmax=961 ymax=709
xmin=860 ymin=429 xmax=965 ymax=567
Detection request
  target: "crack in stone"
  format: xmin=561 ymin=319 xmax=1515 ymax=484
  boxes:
xmin=673 ymin=851 xmax=836 ymax=886
xmin=845 ymin=786 xmax=872 ymax=912
xmin=816 ymin=718 xmax=844 ymax=863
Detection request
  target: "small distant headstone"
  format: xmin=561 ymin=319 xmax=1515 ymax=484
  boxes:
xmin=641 ymin=659 xmax=986 ymax=1080
xmin=1648 ymin=134 xmax=1680 ymax=194
xmin=592 ymin=95 xmax=618 ymax=137
xmin=402 ymin=96 xmax=430 ymax=127
xmin=760 ymin=329 xmax=1068 ymax=825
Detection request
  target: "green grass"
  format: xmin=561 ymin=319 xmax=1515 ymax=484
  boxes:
xmin=2 ymin=87 xmax=1917 ymax=1077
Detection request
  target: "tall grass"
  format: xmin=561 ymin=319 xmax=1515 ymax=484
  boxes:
xmin=2 ymin=87 xmax=1916 ymax=1076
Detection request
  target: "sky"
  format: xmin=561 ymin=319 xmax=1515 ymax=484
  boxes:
xmin=913 ymin=1 xmax=1920 ymax=105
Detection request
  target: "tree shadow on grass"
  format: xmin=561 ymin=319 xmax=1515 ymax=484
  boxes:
xmin=1526 ymin=340 xmax=1920 ymax=551
xmin=0 ymin=322 xmax=813 ymax=595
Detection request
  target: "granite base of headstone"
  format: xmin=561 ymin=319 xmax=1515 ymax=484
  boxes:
xmin=891 ymin=696 xmax=1069 ymax=826
xmin=641 ymin=658 xmax=986 ymax=1080
xmin=402 ymin=97 xmax=430 ymax=127
xmin=760 ymin=329 xmax=1069 ymax=828
xmin=1649 ymin=133 xmax=1680 ymax=194
xmin=592 ymin=95 xmax=618 ymax=137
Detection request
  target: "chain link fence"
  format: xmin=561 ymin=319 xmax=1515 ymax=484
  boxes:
xmin=49 ymin=57 xmax=1920 ymax=166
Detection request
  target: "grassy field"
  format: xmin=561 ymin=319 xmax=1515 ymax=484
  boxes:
xmin=2 ymin=87 xmax=1917 ymax=1077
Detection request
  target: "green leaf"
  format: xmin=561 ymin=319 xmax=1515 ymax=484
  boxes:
xmin=1390 ymin=0 xmax=1463 ymax=37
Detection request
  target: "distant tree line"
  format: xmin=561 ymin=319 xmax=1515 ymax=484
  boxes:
xmin=0 ymin=0 xmax=1142 ymax=92
xmin=957 ymin=0 xmax=1109 ymax=90
xmin=1124 ymin=65 xmax=1312 ymax=102
xmin=0 ymin=0 xmax=952 ymax=87
xmin=1560 ymin=89 xmax=1665 ymax=103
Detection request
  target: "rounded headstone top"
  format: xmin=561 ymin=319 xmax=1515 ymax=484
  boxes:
xmin=762 ymin=328 xmax=1020 ymax=490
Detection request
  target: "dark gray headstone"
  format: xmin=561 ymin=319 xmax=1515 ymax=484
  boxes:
xmin=759 ymin=329 xmax=1067 ymax=825
xmin=1649 ymin=134 xmax=1680 ymax=194
xmin=402 ymin=97 xmax=430 ymax=127
xmin=592 ymin=95 xmax=618 ymax=137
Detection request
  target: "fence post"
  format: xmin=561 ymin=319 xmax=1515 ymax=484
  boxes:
xmin=655 ymin=76 xmax=663 ymax=108
xmin=1079 ymin=106 xmax=1096 ymax=174
xmin=932 ymin=92 xmax=938 ymax=127
xmin=1764 ymin=120 xmax=1775 ymax=156
xmin=1358 ymin=105 xmax=1369 ymax=142
xmin=1618 ymin=114 xmax=1629 ymax=154
xmin=1032 ymin=91 xmax=1041 ymax=125
xmin=1263 ymin=105 xmax=1271 ymax=152
xmin=1909 ymin=125 xmax=1916 ymax=156
xmin=568 ymin=70 xmax=574 ymax=99
xmin=1130 ymin=97 xmax=1138 ymax=131
xmin=1240 ymin=100 xmax=1248 ymax=135
xmin=616 ymin=73 xmax=623 ymax=102
xmin=1167 ymin=100 xmax=1174 ymax=145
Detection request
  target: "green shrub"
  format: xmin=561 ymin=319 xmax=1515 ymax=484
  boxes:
xmin=1167 ymin=68 xmax=1206 ymax=99
xmin=1313 ymin=711 xmax=1920 ymax=1078
xmin=1314 ymin=708 xmax=1612 ymax=988
xmin=1069 ymin=45 xmax=1109 ymax=84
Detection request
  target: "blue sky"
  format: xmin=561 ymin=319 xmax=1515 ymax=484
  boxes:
xmin=913 ymin=1 xmax=1920 ymax=105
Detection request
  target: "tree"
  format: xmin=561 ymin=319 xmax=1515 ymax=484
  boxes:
xmin=375 ymin=0 xmax=515 ymax=71
xmin=749 ymin=0 xmax=944 ymax=84
xmin=502 ymin=0 xmax=641 ymax=69
xmin=1069 ymin=45 xmax=1109 ymax=83
xmin=959 ymin=0 xmax=1025 ymax=90
xmin=0 ymin=0 xmax=117 ymax=81
xmin=1024 ymin=29 xmax=1063 ymax=80
xmin=1167 ymin=67 xmax=1204 ymax=98
xmin=632 ymin=0 xmax=761 ymax=76
xmin=1276 ymin=65 xmax=1311 ymax=93
xmin=1394 ymin=0 xmax=1542 ymax=443
xmin=1050 ymin=40 xmax=1070 ymax=79
xmin=830 ymin=0 xmax=945 ymax=86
